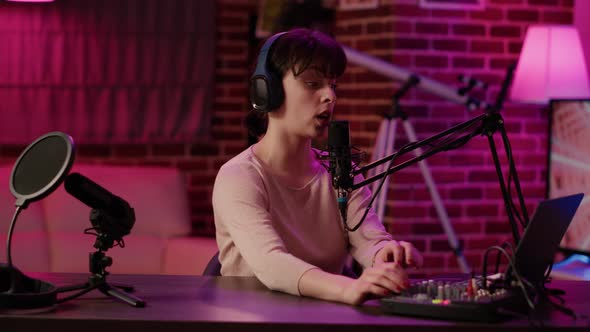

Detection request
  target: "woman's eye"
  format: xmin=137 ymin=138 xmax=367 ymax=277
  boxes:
xmin=305 ymin=81 xmax=320 ymax=88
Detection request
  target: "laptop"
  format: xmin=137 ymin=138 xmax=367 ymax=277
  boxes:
xmin=379 ymin=193 xmax=584 ymax=321
xmin=513 ymin=192 xmax=584 ymax=285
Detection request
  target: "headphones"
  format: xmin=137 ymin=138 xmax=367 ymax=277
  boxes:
xmin=249 ymin=32 xmax=287 ymax=112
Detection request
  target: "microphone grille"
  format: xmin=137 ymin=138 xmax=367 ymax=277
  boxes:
xmin=328 ymin=121 xmax=350 ymax=148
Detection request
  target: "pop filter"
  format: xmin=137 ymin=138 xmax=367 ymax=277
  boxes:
xmin=1 ymin=131 xmax=76 ymax=309
xmin=10 ymin=131 xmax=75 ymax=208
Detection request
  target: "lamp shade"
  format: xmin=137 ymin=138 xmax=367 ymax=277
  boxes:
xmin=510 ymin=25 xmax=590 ymax=104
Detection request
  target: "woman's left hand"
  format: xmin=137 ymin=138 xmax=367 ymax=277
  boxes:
xmin=373 ymin=240 xmax=423 ymax=269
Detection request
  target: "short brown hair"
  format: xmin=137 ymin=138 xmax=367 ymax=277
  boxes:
xmin=246 ymin=28 xmax=347 ymax=139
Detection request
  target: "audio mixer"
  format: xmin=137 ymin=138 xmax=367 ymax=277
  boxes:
xmin=380 ymin=276 xmax=527 ymax=322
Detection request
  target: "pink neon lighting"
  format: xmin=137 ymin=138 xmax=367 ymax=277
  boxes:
xmin=510 ymin=25 xmax=590 ymax=104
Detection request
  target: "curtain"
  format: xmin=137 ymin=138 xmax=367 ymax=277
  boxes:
xmin=0 ymin=0 xmax=215 ymax=143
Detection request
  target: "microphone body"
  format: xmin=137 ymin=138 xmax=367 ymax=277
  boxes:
xmin=328 ymin=121 xmax=354 ymax=225
xmin=64 ymin=172 xmax=135 ymax=241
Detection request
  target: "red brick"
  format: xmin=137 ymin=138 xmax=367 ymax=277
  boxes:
xmin=470 ymin=40 xmax=504 ymax=53
xmin=338 ymin=24 xmax=363 ymax=35
xmin=422 ymin=255 xmax=446 ymax=268
xmin=412 ymin=222 xmax=444 ymax=235
xmin=449 ymin=187 xmax=483 ymax=199
xmin=485 ymin=221 xmax=512 ymax=233
xmin=466 ymin=204 xmax=500 ymax=217
xmin=490 ymin=0 xmax=524 ymax=3
xmin=527 ymin=0 xmax=559 ymax=4
xmin=453 ymin=222 xmax=482 ymax=234
xmin=452 ymin=24 xmax=486 ymax=36
xmin=469 ymin=8 xmax=503 ymax=21
xmin=490 ymin=57 xmax=518 ymax=69
xmin=490 ymin=26 xmax=521 ymax=38
xmin=429 ymin=204 xmax=463 ymax=218
xmin=542 ymin=10 xmax=573 ymax=24
xmin=452 ymin=56 xmax=485 ymax=69
xmin=508 ymin=41 xmax=522 ymax=54
xmin=415 ymin=23 xmax=449 ymax=35
xmin=430 ymin=9 xmax=467 ymax=18
xmin=392 ymin=4 xmax=429 ymax=17
xmin=393 ymin=38 xmax=429 ymax=49
xmin=415 ymin=55 xmax=449 ymax=68
xmin=433 ymin=39 xmax=468 ymax=52
xmin=561 ymin=0 xmax=574 ymax=6
xmin=189 ymin=143 xmax=220 ymax=156
xmin=507 ymin=9 xmax=539 ymax=22
xmin=431 ymin=239 xmax=465 ymax=252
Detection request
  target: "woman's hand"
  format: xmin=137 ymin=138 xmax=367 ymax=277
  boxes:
xmin=298 ymin=241 xmax=423 ymax=306
xmin=373 ymin=240 xmax=423 ymax=269
xmin=340 ymin=262 xmax=409 ymax=305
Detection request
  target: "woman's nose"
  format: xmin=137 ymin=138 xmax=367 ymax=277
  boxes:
xmin=322 ymin=86 xmax=336 ymax=104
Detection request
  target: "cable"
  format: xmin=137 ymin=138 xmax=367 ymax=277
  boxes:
xmin=56 ymin=285 xmax=97 ymax=304
xmin=482 ymin=245 xmax=535 ymax=310
xmin=345 ymin=145 xmax=402 ymax=232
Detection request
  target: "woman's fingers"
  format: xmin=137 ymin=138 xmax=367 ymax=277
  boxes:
xmin=399 ymin=241 xmax=423 ymax=268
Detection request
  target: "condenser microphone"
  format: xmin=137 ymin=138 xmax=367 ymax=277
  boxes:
xmin=328 ymin=121 xmax=354 ymax=225
xmin=64 ymin=172 xmax=135 ymax=240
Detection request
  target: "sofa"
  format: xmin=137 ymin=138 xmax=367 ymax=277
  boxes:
xmin=0 ymin=164 xmax=218 ymax=275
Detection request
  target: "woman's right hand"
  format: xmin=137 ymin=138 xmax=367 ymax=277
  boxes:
xmin=340 ymin=262 xmax=410 ymax=305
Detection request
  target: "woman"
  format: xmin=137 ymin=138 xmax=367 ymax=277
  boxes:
xmin=212 ymin=28 xmax=423 ymax=305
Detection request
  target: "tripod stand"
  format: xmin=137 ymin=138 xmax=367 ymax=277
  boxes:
xmin=368 ymin=75 xmax=470 ymax=273
xmin=56 ymin=233 xmax=146 ymax=307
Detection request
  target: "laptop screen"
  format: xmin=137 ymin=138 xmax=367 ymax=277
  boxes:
xmin=513 ymin=193 xmax=584 ymax=285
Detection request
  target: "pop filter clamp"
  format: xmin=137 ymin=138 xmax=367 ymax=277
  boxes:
xmin=1 ymin=132 xmax=75 ymax=309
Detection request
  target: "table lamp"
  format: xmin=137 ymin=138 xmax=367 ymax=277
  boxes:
xmin=510 ymin=25 xmax=590 ymax=104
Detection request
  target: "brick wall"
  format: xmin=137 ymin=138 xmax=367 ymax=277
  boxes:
xmin=0 ymin=0 xmax=574 ymax=276
xmin=334 ymin=0 xmax=573 ymax=275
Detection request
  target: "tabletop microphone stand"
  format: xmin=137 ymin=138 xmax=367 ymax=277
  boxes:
xmin=56 ymin=209 xmax=146 ymax=308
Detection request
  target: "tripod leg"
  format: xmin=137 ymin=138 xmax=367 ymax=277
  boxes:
xmin=110 ymin=283 xmax=135 ymax=292
xmin=402 ymin=119 xmax=470 ymax=273
xmin=99 ymin=283 xmax=146 ymax=308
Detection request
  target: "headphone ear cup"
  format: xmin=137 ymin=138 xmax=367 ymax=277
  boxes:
xmin=265 ymin=71 xmax=284 ymax=111
xmin=249 ymin=32 xmax=287 ymax=112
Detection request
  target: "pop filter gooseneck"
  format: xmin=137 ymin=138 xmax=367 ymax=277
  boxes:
xmin=1 ymin=131 xmax=75 ymax=309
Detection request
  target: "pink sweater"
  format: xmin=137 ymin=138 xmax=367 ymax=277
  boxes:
xmin=212 ymin=147 xmax=392 ymax=295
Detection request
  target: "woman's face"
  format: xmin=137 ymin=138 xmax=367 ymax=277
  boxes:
xmin=274 ymin=67 xmax=337 ymax=139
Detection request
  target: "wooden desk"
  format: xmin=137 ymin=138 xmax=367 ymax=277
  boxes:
xmin=1 ymin=273 xmax=589 ymax=332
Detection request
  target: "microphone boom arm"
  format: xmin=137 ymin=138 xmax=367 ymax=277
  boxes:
xmin=352 ymin=113 xmax=487 ymax=187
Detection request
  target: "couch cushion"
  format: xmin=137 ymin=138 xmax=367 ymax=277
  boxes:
xmin=0 ymin=232 xmax=50 ymax=272
xmin=43 ymin=164 xmax=191 ymax=237
xmin=49 ymin=232 xmax=166 ymax=274
xmin=163 ymin=236 xmax=218 ymax=275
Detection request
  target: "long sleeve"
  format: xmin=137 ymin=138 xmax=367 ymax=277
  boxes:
xmin=212 ymin=162 xmax=317 ymax=295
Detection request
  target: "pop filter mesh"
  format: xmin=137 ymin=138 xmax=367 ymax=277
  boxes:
xmin=12 ymin=136 xmax=68 ymax=195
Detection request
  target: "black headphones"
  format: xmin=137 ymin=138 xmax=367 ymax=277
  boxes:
xmin=249 ymin=32 xmax=287 ymax=112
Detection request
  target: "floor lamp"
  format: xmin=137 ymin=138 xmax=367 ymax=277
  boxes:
xmin=510 ymin=25 xmax=590 ymax=280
